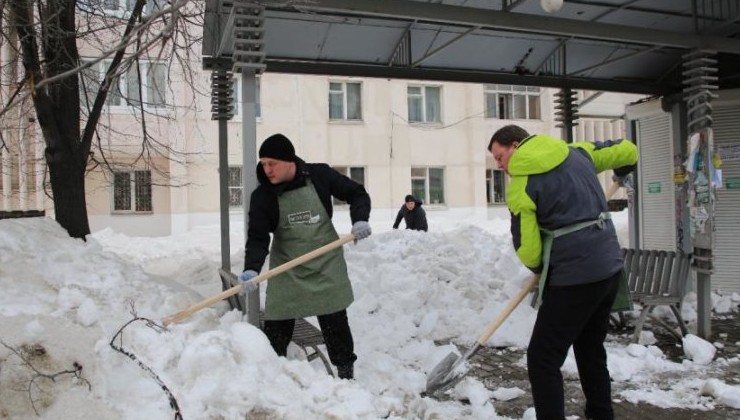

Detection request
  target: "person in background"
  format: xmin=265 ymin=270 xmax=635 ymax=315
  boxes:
xmin=239 ymin=133 xmax=372 ymax=380
xmin=488 ymin=124 xmax=637 ymax=420
xmin=392 ymin=194 xmax=428 ymax=232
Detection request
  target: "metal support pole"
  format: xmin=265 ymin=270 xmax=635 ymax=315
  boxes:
xmin=683 ymin=49 xmax=718 ymax=339
xmin=696 ymin=271 xmax=712 ymax=337
xmin=211 ymin=69 xmax=240 ymax=312
xmin=218 ymin=118 xmax=230 ymax=272
xmin=241 ymin=70 xmax=260 ymax=327
xmin=231 ymin=1 xmax=266 ymax=327
xmin=625 ymin=119 xmax=640 ymax=249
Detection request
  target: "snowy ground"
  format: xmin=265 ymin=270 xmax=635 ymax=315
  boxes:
xmin=1 ymin=211 xmax=739 ymax=419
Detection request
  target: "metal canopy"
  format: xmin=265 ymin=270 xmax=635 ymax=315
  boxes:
xmin=204 ymin=0 xmax=738 ymax=336
xmin=202 ymin=0 xmax=740 ymax=95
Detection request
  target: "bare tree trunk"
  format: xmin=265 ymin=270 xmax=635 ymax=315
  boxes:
xmin=46 ymin=148 xmax=90 ymax=239
xmin=11 ymin=0 xmax=90 ymax=238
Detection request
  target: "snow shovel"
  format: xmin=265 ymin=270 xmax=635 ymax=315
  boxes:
xmin=161 ymin=233 xmax=356 ymax=327
xmin=425 ymin=273 xmax=539 ymax=395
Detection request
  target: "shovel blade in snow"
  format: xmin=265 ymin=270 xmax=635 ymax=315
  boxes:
xmin=424 ymin=352 xmax=470 ymax=395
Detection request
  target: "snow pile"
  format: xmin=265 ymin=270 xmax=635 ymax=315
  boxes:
xmin=683 ymin=334 xmax=717 ymax=365
xmin=2 ymin=213 xmax=740 ymax=419
xmin=702 ymin=379 xmax=740 ymax=409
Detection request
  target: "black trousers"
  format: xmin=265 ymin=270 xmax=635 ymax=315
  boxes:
xmin=262 ymin=309 xmax=357 ymax=368
xmin=527 ymin=271 xmax=620 ymax=420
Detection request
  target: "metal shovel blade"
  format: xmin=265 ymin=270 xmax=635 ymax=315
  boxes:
xmin=425 ymin=346 xmax=477 ymax=395
xmin=424 ymin=274 xmax=543 ymax=396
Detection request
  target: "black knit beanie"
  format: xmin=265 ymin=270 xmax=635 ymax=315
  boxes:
xmin=405 ymin=194 xmax=415 ymax=203
xmin=259 ymin=133 xmax=295 ymax=162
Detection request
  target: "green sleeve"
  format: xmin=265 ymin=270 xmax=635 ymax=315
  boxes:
xmin=507 ymin=175 xmax=542 ymax=271
xmin=571 ymin=139 xmax=638 ymax=173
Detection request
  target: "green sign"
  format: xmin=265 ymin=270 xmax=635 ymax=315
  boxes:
xmin=647 ymin=182 xmax=662 ymax=194
xmin=726 ymin=177 xmax=740 ymax=190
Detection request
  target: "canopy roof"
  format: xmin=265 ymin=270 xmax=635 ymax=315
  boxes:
xmin=203 ymin=0 xmax=740 ymax=95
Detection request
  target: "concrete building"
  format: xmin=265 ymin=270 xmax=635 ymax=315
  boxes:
xmin=1 ymin=66 xmax=643 ymax=236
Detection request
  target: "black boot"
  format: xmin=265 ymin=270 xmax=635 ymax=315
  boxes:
xmin=337 ymin=364 xmax=354 ymax=380
xmin=584 ymin=406 xmax=614 ymax=420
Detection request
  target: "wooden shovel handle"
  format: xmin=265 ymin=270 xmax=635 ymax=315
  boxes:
xmin=161 ymin=234 xmax=355 ymax=327
xmin=475 ymin=181 xmax=621 ymax=344
xmin=476 ymin=274 xmax=539 ymax=345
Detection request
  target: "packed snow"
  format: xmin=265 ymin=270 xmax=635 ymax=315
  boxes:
xmin=1 ymin=211 xmax=739 ymax=419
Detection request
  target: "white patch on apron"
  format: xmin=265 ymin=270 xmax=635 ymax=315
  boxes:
xmin=287 ymin=210 xmax=321 ymax=225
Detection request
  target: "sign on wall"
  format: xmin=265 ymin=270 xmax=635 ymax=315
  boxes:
xmin=725 ymin=177 xmax=740 ymax=190
xmin=717 ymin=143 xmax=740 ymax=161
xmin=647 ymin=182 xmax=662 ymax=194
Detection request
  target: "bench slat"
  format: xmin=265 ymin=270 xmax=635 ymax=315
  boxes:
xmin=656 ymin=251 xmax=675 ymax=296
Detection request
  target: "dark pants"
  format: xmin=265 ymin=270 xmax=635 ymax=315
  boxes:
xmin=263 ymin=309 xmax=357 ymax=368
xmin=527 ymin=271 xmax=620 ymax=420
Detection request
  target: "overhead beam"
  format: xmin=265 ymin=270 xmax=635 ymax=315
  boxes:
xmin=264 ymin=0 xmax=740 ymax=54
xmin=411 ymin=26 xmax=479 ymax=67
xmin=569 ymin=46 xmax=662 ymax=76
xmin=567 ymin=0 xmax=724 ymax=22
xmin=264 ymin=58 xmax=672 ymax=95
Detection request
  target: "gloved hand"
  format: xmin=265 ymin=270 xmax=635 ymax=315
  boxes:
xmin=351 ymin=221 xmax=372 ymax=243
xmin=612 ymin=173 xmax=633 ymax=189
xmin=238 ymin=270 xmax=259 ymax=296
xmin=612 ymin=164 xmax=636 ymax=188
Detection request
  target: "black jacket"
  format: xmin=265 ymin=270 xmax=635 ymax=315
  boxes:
xmin=393 ymin=199 xmax=428 ymax=231
xmin=243 ymin=157 xmax=371 ymax=272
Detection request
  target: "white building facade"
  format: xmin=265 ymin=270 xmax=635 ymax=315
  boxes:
xmin=1 ymin=69 xmax=642 ymax=236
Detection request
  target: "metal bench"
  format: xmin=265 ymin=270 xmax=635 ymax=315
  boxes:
xmin=287 ymin=318 xmax=334 ymax=376
xmin=616 ymin=248 xmax=692 ymax=343
xmin=219 ymin=269 xmax=333 ymax=376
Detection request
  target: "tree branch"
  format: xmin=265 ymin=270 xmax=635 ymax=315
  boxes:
xmin=0 ymin=340 xmax=91 ymax=416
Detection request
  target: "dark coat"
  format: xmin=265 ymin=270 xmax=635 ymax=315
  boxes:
xmin=393 ymin=199 xmax=428 ymax=231
xmin=506 ymin=134 xmax=638 ymax=286
xmin=243 ymin=157 xmax=371 ymax=272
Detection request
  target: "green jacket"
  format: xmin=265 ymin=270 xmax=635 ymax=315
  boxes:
xmin=506 ymin=135 xmax=638 ymax=286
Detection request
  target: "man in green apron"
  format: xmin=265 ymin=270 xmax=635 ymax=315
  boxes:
xmin=488 ymin=125 xmax=637 ymax=420
xmin=239 ymin=133 xmax=372 ymax=380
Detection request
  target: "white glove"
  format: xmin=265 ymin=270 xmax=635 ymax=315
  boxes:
xmin=238 ymin=270 xmax=258 ymax=296
xmin=351 ymin=221 xmax=372 ymax=243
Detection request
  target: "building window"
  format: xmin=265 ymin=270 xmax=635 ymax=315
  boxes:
xmin=486 ymin=169 xmax=507 ymax=204
xmin=331 ymin=166 xmax=365 ymax=204
xmin=233 ymin=77 xmax=261 ymax=119
xmin=101 ymin=0 xmax=166 ymax=16
xmin=411 ymin=167 xmax=445 ymax=205
xmin=407 ymin=85 xmax=441 ymax=123
xmin=484 ymin=84 xmax=540 ymax=120
xmin=228 ymin=166 xmax=243 ymax=208
xmin=127 ymin=61 xmax=167 ymax=108
xmin=80 ymin=59 xmax=167 ymax=110
xmin=113 ymin=170 xmax=152 ymax=212
xmin=329 ymin=81 xmax=362 ymax=121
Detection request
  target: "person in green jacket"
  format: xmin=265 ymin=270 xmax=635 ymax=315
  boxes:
xmin=488 ymin=125 xmax=637 ymax=420
xmin=239 ymin=133 xmax=372 ymax=380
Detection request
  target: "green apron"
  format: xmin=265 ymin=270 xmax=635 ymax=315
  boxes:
xmin=532 ymin=212 xmax=632 ymax=312
xmin=265 ymin=180 xmax=354 ymax=320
